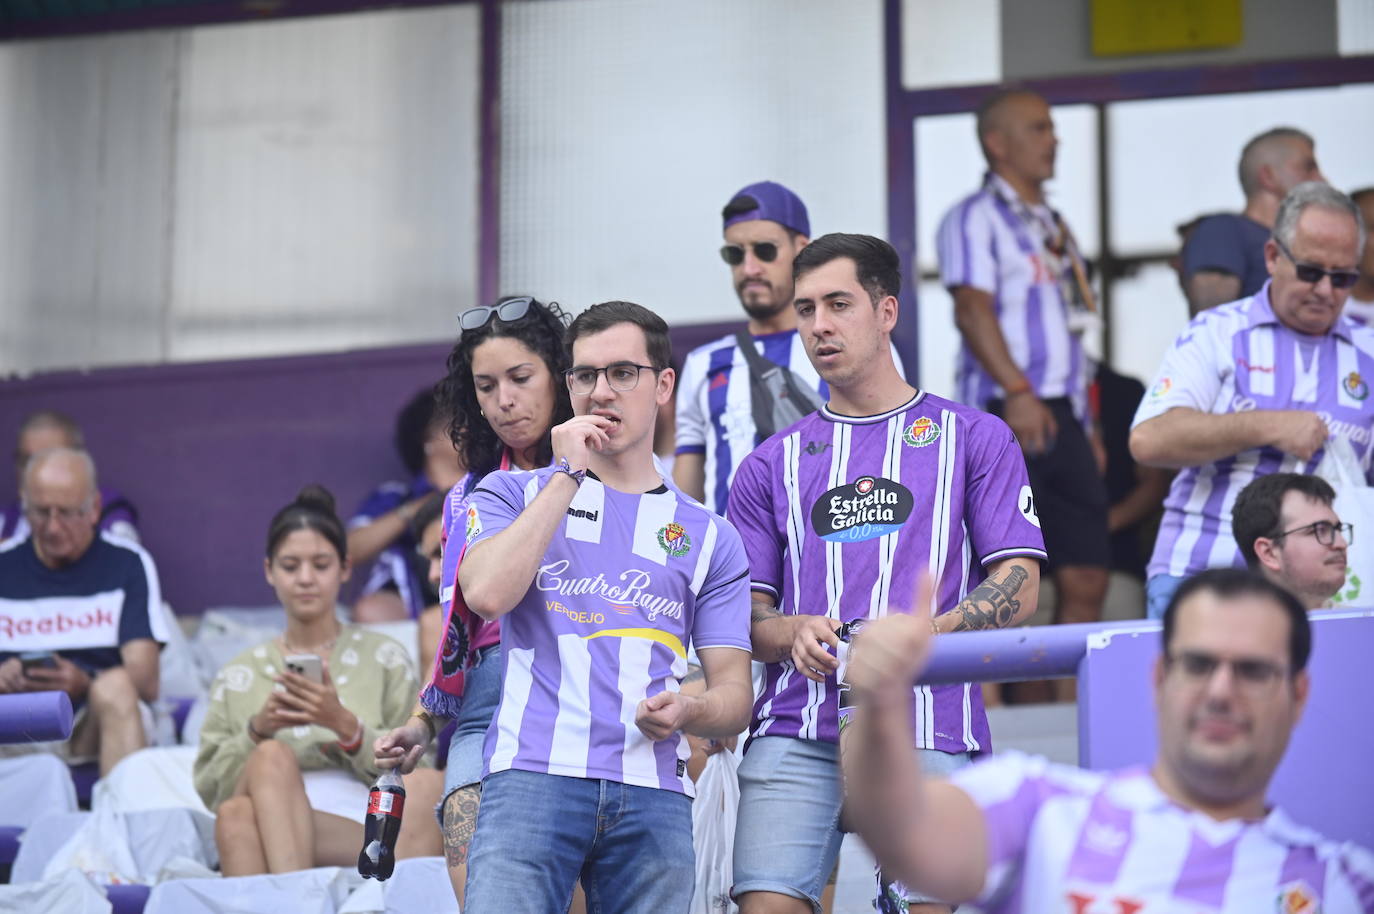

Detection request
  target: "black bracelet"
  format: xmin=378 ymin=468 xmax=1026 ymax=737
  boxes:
xmin=247 ymin=718 xmax=269 ymax=742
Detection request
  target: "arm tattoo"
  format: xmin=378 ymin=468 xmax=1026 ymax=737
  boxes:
xmin=948 ymin=566 xmax=1028 ymax=632
xmin=442 ymin=785 xmax=481 ymax=868
xmin=751 ymin=596 xmax=783 ymax=625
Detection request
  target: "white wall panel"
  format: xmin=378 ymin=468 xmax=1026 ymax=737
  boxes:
xmin=499 ymin=0 xmax=886 ymax=328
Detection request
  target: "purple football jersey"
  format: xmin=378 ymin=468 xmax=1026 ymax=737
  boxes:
xmin=728 ymin=392 xmax=1046 ymax=752
xmin=464 ymin=467 xmax=751 ymax=797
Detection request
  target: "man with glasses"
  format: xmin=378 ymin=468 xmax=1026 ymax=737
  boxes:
xmin=673 ymin=181 xmax=820 ymax=513
xmin=0 ymin=448 xmax=168 ymax=775
xmin=1132 ymin=183 xmax=1373 ymax=619
xmin=840 ymin=567 xmax=1374 ymax=909
xmin=413 ymin=301 xmax=753 ymax=913
xmin=1232 ymin=473 xmax=1350 ymax=610
xmin=1181 ymin=127 xmax=1326 ymax=315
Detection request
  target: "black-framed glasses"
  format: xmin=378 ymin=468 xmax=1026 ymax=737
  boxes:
xmin=1272 ymin=519 xmax=1353 ymax=546
xmin=720 ymin=242 xmax=778 ymax=266
xmin=1274 ymin=238 xmax=1360 ymax=289
xmin=1165 ymin=650 xmax=1288 ymax=691
xmin=459 ymin=297 xmax=535 ymax=332
xmin=565 ymin=362 xmax=658 ymax=396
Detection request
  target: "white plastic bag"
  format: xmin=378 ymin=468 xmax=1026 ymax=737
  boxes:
xmin=1315 ymin=436 xmax=1374 ymax=607
xmin=42 ymin=805 xmax=140 ymax=885
xmin=689 ymin=750 xmax=740 ymax=914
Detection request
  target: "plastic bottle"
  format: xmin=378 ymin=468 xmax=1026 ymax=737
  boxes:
xmin=358 ymin=769 xmax=405 ymax=880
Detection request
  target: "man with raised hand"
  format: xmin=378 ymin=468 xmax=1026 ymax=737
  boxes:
xmin=843 ymin=568 xmax=1374 ymax=910
xmin=727 ymin=234 xmax=1046 ymax=914
xmin=377 ymin=301 xmax=753 ymax=914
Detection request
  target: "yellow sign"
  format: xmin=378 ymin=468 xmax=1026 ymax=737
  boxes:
xmin=1091 ymin=0 xmax=1243 ymax=56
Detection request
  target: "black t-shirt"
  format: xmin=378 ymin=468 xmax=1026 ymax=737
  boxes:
xmin=0 ymin=534 xmax=165 ymax=675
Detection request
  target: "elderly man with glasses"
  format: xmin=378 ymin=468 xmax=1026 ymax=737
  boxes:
xmin=1232 ymin=472 xmax=1352 ymax=610
xmin=1131 ymin=182 xmax=1373 ymax=619
xmin=0 ymin=447 xmax=168 ymax=775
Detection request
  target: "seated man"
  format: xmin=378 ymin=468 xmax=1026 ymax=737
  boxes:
xmin=0 ymin=448 xmax=168 ymax=775
xmin=841 ymin=568 xmax=1374 ymax=909
xmin=2 ymin=410 xmax=139 ymax=543
xmin=1233 ymin=472 xmax=1350 ymax=610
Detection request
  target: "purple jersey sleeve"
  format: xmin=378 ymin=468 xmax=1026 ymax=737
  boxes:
xmin=688 ymin=520 xmax=752 ymax=652
xmin=462 ymin=470 xmax=527 ymax=552
xmin=963 ymin=416 xmax=1049 ymax=566
xmin=724 ymin=449 xmax=785 ymax=599
xmin=937 ymin=194 xmax=998 ymax=294
xmin=349 ymin=480 xmax=407 ymax=527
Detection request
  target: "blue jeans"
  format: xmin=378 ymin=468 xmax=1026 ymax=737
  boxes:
xmin=1146 ymin=573 xmax=1186 ymax=620
xmin=463 ymin=768 xmax=695 ymax=914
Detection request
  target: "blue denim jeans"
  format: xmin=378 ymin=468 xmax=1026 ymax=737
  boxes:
xmin=1146 ymin=573 xmax=1186 ymax=620
xmin=463 ymin=768 xmax=695 ymax=914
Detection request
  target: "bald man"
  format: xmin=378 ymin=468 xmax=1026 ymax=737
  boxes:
xmin=0 ymin=448 xmax=168 ymax=775
xmin=1181 ymin=127 xmax=1325 ymax=314
xmin=936 ymin=88 xmax=1109 ymax=700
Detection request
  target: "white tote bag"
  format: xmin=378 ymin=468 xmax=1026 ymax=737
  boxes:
xmin=1315 ymin=436 xmax=1374 ymax=608
xmin=689 ymin=750 xmax=741 ymax=914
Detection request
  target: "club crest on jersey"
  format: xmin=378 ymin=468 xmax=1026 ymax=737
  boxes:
xmin=464 ymin=506 xmax=482 ymax=543
xmin=1342 ymin=370 xmax=1368 ymax=401
xmin=902 ymin=416 xmax=941 ymax=448
xmin=810 ymin=477 xmax=914 ymax=543
xmin=1276 ymin=880 xmax=1320 ymax=914
xmin=657 ymin=522 xmax=692 ymax=557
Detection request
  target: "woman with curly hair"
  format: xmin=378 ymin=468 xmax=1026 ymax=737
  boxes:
xmin=375 ymin=295 xmax=573 ymax=904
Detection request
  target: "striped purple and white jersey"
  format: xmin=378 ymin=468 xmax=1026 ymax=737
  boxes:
xmin=937 ymin=172 xmax=1093 ymax=417
xmin=727 ymin=392 xmax=1046 ymax=752
xmin=675 ymin=328 xmax=904 ymax=514
xmin=952 ymin=751 xmax=1374 ymax=913
xmin=1133 ymin=283 xmax=1374 ymax=579
xmin=465 ymin=467 xmax=751 ymax=797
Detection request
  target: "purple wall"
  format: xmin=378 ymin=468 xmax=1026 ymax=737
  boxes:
xmin=0 ymin=322 xmax=736 ymax=615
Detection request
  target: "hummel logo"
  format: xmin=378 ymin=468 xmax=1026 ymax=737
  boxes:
xmin=566 ymin=507 xmax=599 ymax=521
xmin=804 ymin=442 xmax=831 ymax=456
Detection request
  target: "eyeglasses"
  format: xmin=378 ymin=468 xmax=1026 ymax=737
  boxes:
xmin=720 ymin=242 xmax=778 ymax=266
xmin=459 ymin=297 xmax=535 ymax=332
xmin=1166 ymin=650 xmax=1288 ymax=691
xmin=1274 ymin=239 xmax=1360 ymax=290
xmin=565 ymin=362 xmax=658 ymax=396
xmin=1272 ymin=519 xmax=1353 ymax=546
xmin=22 ymin=502 xmax=92 ymax=525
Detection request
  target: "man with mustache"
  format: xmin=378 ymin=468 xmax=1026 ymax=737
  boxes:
xmin=1232 ymin=473 xmax=1350 ymax=610
xmin=1131 ymin=183 xmax=1374 ymax=619
xmin=841 ymin=567 xmax=1374 ymax=909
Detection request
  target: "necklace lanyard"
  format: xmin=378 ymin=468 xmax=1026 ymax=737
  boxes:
xmin=986 ymin=176 xmax=1097 ymax=316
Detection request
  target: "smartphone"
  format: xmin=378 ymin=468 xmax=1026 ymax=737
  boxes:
xmin=20 ymin=651 xmax=58 ymax=674
xmin=284 ymin=653 xmax=324 ymax=684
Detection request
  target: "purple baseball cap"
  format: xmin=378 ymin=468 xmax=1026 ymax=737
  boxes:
xmin=721 ymin=181 xmax=810 ymax=238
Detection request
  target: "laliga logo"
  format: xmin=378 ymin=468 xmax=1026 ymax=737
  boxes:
xmin=1150 ymin=377 xmax=1171 ymax=399
xmin=903 ymin=416 xmax=942 ymax=448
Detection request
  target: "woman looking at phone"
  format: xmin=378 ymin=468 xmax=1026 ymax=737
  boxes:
xmin=375 ymin=295 xmax=573 ymax=903
xmin=194 ymin=485 xmax=442 ymax=876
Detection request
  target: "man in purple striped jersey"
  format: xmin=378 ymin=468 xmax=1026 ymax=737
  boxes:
xmin=727 ymin=234 xmax=1046 ymax=914
xmin=1131 ymin=183 xmax=1371 ymax=620
xmin=843 ymin=568 xmax=1374 ymax=911
xmin=446 ymin=302 xmax=754 ymax=913
xmin=936 ymin=89 xmax=1110 ymax=682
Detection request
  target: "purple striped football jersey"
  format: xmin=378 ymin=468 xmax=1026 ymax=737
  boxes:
xmin=727 ymin=392 xmax=1047 ymax=752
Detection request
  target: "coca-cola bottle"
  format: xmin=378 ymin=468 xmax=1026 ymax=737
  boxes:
xmin=358 ymin=769 xmax=405 ymax=880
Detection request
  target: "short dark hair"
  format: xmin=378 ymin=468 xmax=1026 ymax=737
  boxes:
xmin=792 ymin=233 xmax=901 ymax=306
xmin=395 ymin=387 xmax=442 ymax=476
xmin=437 ymin=296 xmax=574 ymax=477
xmin=1232 ymin=473 xmax=1336 ymax=568
xmin=566 ymin=301 xmax=672 ymax=371
xmin=1163 ymin=568 xmax=1312 ymax=674
xmin=266 ymin=484 xmax=348 ymax=563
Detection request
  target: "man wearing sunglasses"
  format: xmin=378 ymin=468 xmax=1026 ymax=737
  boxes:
xmin=1180 ymin=127 xmax=1326 ymax=315
xmin=1132 ymin=182 xmax=1373 ymax=619
xmin=1232 ymin=473 xmax=1350 ymax=610
xmin=841 ymin=567 xmax=1374 ymax=909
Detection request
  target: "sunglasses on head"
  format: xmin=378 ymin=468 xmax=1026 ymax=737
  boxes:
xmin=720 ymin=242 xmax=778 ymax=266
xmin=459 ymin=296 xmax=535 ymax=332
xmin=1274 ymin=239 xmax=1360 ymax=290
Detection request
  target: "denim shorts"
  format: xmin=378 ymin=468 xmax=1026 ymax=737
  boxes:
xmin=463 ymin=768 xmax=695 ymax=914
xmin=434 ymin=643 xmax=502 ymax=822
xmin=732 ymin=735 xmax=970 ymax=913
